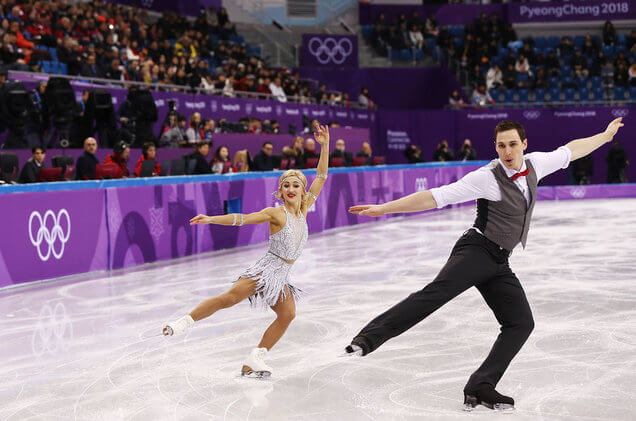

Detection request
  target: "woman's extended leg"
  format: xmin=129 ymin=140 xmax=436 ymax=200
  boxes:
xmin=189 ymin=277 xmax=258 ymax=321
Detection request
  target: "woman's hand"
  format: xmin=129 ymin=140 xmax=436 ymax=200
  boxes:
xmin=190 ymin=214 xmax=213 ymax=225
xmin=348 ymin=204 xmax=386 ymax=217
xmin=314 ymin=123 xmax=330 ymax=146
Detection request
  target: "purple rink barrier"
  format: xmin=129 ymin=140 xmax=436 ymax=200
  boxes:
xmin=1 ymin=166 xmax=636 ymax=288
xmin=301 ymin=34 xmax=358 ymax=69
xmin=8 ymin=127 xmax=371 ymax=175
xmin=0 ymin=189 xmax=108 ymax=285
xmin=508 ymin=0 xmax=635 ymax=23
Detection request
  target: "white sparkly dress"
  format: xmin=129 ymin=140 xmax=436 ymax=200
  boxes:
xmin=238 ymin=206 xmax=308 ymax=308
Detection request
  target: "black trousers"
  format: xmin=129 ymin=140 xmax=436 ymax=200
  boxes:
xmin=353 ymin=229 xmax=534 ymax=392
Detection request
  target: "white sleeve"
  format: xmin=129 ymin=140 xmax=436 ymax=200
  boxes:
xmin=526 ymin=146 xmax=572 ymax=181
xmin=430 ymin=167 xmax=498 ymax=209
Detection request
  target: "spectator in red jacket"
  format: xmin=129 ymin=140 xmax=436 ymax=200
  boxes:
xmin=104 ymin=141 xmax=130 ymax=177
xmin=135 ymin=142 xmax=162 ymax=177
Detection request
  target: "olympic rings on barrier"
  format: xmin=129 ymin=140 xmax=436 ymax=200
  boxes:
xmin=28 ymin=209 xmax=71 ymax=261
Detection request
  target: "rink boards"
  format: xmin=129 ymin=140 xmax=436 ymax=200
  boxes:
xmin=1 ymin=162 xmax=635 ymax=287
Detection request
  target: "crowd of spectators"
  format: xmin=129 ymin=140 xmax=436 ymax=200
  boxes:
xmin=364 ymin=10 xmax=634 ymax=105
xmin=0 ymin=0 xmax=375 ymax=109
xmin=5 ymin=132 xmax=386 ymax=184
xmin=445 ymin=17 xmax=636 ymax=105
xmin=366 ymin=11 xmax=438 ymax=58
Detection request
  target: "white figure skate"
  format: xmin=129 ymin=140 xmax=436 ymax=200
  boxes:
xmin=163 ymin=315 xmax=194 ymax=336
xmin=241 ymin=347 xmax=272 ymax=378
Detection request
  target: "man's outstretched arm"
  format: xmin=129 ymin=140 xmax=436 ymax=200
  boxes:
xmin=566 ymin=117 xmax=624 ymax=161
xmin=349 ymin=190 xmax=438 ymax=217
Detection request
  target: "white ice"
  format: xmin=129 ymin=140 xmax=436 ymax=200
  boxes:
xmin=1 ymin=199 xmax=635 ymax=421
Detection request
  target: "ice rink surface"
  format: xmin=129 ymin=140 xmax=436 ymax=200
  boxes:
xmin=1 ymin=198 xmax=635 ymax=421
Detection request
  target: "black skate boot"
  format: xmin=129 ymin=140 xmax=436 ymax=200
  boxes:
xmin=344 ymin=337 xmax=370 ymax=356
xmin=463 ymin=385 xmax=515 ymax=412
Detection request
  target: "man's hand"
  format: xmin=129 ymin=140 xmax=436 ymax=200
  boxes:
xmin=349 ymin=204 xmax=386 ymax=217
xmin=604 ymin=117 xmax=624 ymax=141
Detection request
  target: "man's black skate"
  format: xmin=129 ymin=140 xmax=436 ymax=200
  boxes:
xmin=463 ymin=385 xmax=515 ymax=412
xmin=344 ymin=337 xmax=370 ymax=356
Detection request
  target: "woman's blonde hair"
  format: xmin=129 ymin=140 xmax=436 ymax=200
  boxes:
xmin=276 ymin=170 xmax=309 ymax=213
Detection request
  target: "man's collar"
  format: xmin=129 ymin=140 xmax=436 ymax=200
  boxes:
xmin=498 ymin=158 xmax=526 ymax=177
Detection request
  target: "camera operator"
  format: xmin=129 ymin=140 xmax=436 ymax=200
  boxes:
xmin=26 ymin=80 xmax=51 ymax=148
xmin=70 ymin=89 xmax=94 ymax=148
xmin=117 ymin=88 xmax=137 ymax=144
xmin=457 ymin=138 xmax=477 ymax=161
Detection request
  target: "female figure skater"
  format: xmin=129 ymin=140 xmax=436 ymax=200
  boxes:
xmin=163 ymin=123 xmax=330 ymax=378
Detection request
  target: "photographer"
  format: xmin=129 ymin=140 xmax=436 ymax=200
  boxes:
xmin=404 ymin=145 xmax=424 ymax=164
xmin=116 ymin=89 xmax=137 ymax=144
xmin=457 ymin=139 xmax=477 ymax=161
xmin=432 ymin=140 xmax=454 ymax=162
xmin=26 ymin=80 xmax=51 ymax=148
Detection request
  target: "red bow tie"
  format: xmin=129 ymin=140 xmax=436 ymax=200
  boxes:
xmin=510 ymin=168 xmax=530 ymax=181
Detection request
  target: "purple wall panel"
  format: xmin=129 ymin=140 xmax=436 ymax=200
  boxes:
xmin=296 ymin=67 xmax=455 ymax=109
xmin=360 ymin=1 xmax=635 ymax=25
xmin=0 ymin=189 xmax=108 ymax=287
xmin=359 ymin=3 xmax=505 ymax=26
xmin=508 ymin=0 xmax=636 ymax=23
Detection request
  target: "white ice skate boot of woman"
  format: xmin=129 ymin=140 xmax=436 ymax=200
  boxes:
xmin=163 ymin=315 xmax=194 ymax=336
xmin=242 ymin=347 xmax=272 ymax=378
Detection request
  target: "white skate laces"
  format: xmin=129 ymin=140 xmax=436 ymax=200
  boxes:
xmin=163 ymin=315 xmax=194 ymax=336
xmin=242 ymin=347 xmax=272 ymax=378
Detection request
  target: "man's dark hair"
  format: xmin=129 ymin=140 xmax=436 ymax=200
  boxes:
xmin=196 ymin=141 xmax=210 ymax=150
xmin=142 ymin=141 xmax=155 ymax=158
xmin=177 ymin=115 xmax=186 ymax=123
xmin=32 ymin=146 xmax=45 ymax=154
xmin=494 ymin=120 xmax=525 ymax=142
xmin=262 ymin=141 xmax=273 ymax=148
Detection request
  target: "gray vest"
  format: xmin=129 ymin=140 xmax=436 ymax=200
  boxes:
xmin=473 ymin=159 xmax=538 ymax=251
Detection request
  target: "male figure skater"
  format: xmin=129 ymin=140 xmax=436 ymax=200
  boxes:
xmin=345 ymin=118 xmax=625 ymax=411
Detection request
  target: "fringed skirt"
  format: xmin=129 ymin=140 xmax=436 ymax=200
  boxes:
xmin=237 ymin=252 xmax=302 ymax=309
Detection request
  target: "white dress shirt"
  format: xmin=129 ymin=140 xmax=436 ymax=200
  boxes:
xmin=431 ymin=146 xmax=572 ymax=209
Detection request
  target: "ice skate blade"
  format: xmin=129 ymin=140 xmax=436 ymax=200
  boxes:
xmin=463 ymin=401 xmax=515 ymax=412
xmin=241 ymin=370 xmax=271 ymax=379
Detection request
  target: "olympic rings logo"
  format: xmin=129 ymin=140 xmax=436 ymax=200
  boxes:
xmin=611 ymin=108 xmax=629 ymax=118
xmin=307 ymin=37 xmax=354 ymax=65
xmin=31 ymin=302 xmax=73 ymax=357
xmin=523 ymin=110 xmax=541 ymax=120
xmin=28 ymin=209 xmax=71 ymax=261
xmin=569 ymin=187 xmax=586 ymax=199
